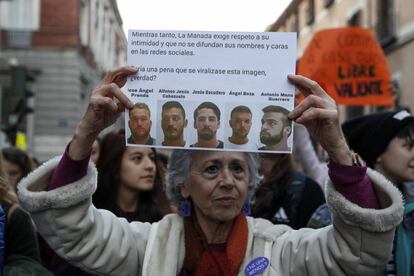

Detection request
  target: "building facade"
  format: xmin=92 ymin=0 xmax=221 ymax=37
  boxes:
xmin=0 ymin=0 xmax=127 ymax=160
xmin=267 ymin=0 xmax=414 ymax=118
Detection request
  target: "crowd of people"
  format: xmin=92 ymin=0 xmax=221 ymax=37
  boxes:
xmin=0 ymin=66 xmax=412 ymax=275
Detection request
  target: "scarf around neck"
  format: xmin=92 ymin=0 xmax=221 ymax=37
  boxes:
xmin=182 ymin=212 xmax=248 ymax=276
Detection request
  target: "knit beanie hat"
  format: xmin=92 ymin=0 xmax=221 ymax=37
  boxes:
xmin=342 ymin=110 xmax=414 ymax=168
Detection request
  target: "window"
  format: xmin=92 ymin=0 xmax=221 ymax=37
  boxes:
xmin=376 ymin=0 xmax=396 ymax=47
xmin=348 ymin=10 xmax=362 ymax=26
xmin=0 ymin=0 xmax=40 ymax=30
xmin=6 ymin=30 xmax=32 ymax=48
xmin=306 ymin=0 xmax=315 ymax=25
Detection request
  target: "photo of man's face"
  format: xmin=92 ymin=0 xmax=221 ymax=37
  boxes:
xmin=129 ymin=108 xmax=151 ymax=140
xmin=195 ymin=108 xmax=220 ymax=140
xmin=260 ymin=112 xmax=285 ymax=146
xmin=230 ymin=111 xmax=252 ymax=139
xmin=161 ymin=107 xmax=187 ymax=141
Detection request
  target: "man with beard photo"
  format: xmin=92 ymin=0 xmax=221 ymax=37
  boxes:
xmin=190 ymin=101 xmax=223 ymax=148
xmin=224 ymin=105 xmax=255 ymax=149
xmin=127 ymin=102 xmax=155 ymax=145
xmin=161 ymin=101 xmax=188 ymax=146
xmin=259 ymin=105 xmax=292 ymax=151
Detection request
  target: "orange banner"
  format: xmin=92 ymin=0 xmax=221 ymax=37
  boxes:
xmin=298 ymin=27 xmax=393 ymax=106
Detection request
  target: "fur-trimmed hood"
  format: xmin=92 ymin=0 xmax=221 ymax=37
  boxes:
xmin=17 ymin=156 xmax=97 ymax=212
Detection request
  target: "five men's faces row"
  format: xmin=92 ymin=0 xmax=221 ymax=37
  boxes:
xmin=128 ymin=105 xmax=291 ymax=147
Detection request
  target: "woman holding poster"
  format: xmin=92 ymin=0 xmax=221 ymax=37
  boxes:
xmin=16 ymin=66 xmax=403 ymax=275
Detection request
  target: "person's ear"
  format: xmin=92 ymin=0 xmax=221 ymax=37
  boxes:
xmin=184 ymin=119 xmax=188 ymax=128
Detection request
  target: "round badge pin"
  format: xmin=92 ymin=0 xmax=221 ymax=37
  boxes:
xmin=245 ymin=256 xmax=269 ymax=276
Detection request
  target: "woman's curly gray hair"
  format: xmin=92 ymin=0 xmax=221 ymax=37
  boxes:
xmin=166 ymin=149 xmax=261 ymax=207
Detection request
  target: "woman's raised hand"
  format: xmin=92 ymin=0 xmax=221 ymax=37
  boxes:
xmin=288 ymin=75 xmax=353 ymax=166
xmin=69 ymin=66 xmax=137 ymax=160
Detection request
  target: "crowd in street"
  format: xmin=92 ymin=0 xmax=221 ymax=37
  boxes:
xmin=0 ymin=67 xmax=413 ymax=275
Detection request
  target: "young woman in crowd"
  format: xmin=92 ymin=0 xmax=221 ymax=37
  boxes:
xmin=1 ymin=147 xmax=34 ymax=191
xmin=93 ymin=129 xmax=171 ymax=222
xmin=16 ymin=67 xmax=403 ymax=275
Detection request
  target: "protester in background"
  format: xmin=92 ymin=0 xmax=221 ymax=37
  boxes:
xmin=342 ymin=110 xmax=414 ymax=188
xmin=253 ymin=153 xmax=325 ymax=229
xmin=296 ymin=110 xmax=414 ymax=275
xmin=90 ymin=137 xmax=101 ymax=164
xmin=1 ymin=147 xmax=33 ymax=191
xmin=343 ymin=110 xmax=414 ymax=276
xmin=94 ymin=129 xmax=171 ymax=222
xmin=296 ymin=109 xmax=414 ymax=197
xmin=16 ymin=68 xmax=404 ymax=275
xmin=0 ymin=174 xmax=51 ymax=275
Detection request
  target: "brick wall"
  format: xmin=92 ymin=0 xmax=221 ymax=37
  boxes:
xmin=32 ymin=0 xmax=80 ymax=48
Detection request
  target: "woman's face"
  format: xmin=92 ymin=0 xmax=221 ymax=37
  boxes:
xmin=181 ymin=151 xmax=249 ymax=223
xmin=375 ymin=135 xmax=414 ymax=184
xmin=120 ymin=147 xmax=156 ymax=191
xmin=2 ymin=160 xmax=23 ymax=189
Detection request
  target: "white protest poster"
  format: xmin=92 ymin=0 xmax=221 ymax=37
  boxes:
xmin=126 ymin=30 xmax=296 ymax=153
